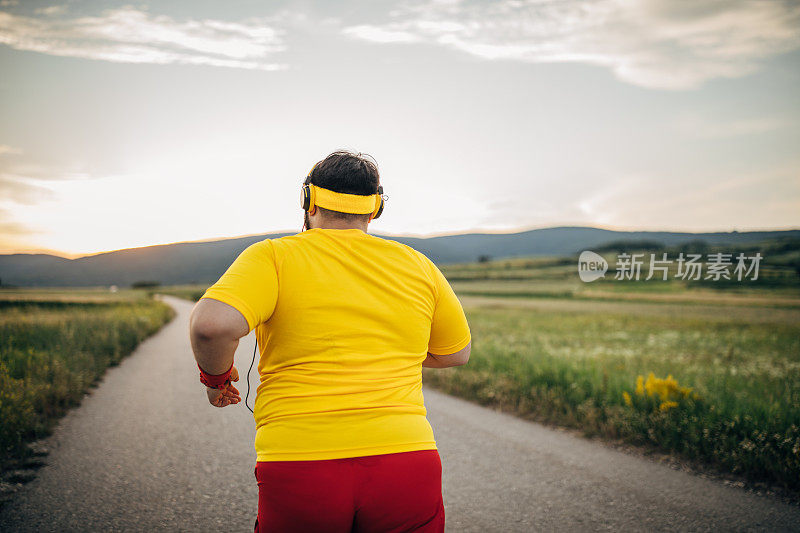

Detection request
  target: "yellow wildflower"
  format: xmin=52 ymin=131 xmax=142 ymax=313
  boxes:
xmin=627 ymin=373 xmax=695 ymax=411
xmin=635 ymin=375 xmax=644 ymax=396
xmin=622 ymin=391 xmax=632 ymax=406
xmin=644 ymin=372 xmax=658 ymax=397
xmin=659 ymin=400 xmax=679 ymax=412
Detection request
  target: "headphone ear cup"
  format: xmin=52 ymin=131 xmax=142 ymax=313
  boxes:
xmin=307 ymin=185 xmax=316 ymax=215
xmin=301 ymin=184 xmax=318 ymax=214
xmin=372 ymin=197 xmax=384 ymax=220
xmin=301 ymin=185 xmax=310 ymax=211
xmin=371 ymin=185 xmax=384 ymax=220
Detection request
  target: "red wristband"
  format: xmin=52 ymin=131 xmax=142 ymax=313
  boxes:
xmin=198 ymin=362 xmax=233 ymax=389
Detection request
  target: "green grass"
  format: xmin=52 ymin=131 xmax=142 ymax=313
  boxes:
xmin=434 ymin=251 xmax=800 ymax=490
xmin=153 ymin=284 xmax=208 ymax=302
xmin=450 ymin=280 xmax=800 ymax=315
xmin=424 ymin=303 xmax=800 ymax=491
xmin=0 ymin=287 xmax=148 ymax=302
xmin=0 ymin=296 xmax=175 ymax=469
xmin=445 ymin=240 xmax=800 ymax=297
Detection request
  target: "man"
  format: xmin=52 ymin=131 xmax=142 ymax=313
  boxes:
xmin=189 ymin=150 xmax=471 ymax=532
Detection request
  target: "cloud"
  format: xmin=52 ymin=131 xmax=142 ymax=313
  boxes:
xmin=0 ymin=6 xmax=288 ymax=71
xmin=0 ymin=174 xmax=55 ymax=204
xmin=34 ymin=5 xmax=66 ymax=16
xmin=0 ymin=144 xmax=22 ymax=155
xmin=342 ymin=25 xmax=422 ymax=44
xmin=0 ymin=216 xmax=37 ymax=237
xmin=568 ymin=161 xmax=800 ymax=231
xmin=674 ymin=115 xmax=788 ymax=139
xmin=342 ymin=0 xmax=800 ymax=90
xmin=0 ymin=157 xmax=112 ymax=181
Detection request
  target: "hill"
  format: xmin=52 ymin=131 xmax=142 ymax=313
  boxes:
xmin=1 ymin=226 xmax=798 ymax=287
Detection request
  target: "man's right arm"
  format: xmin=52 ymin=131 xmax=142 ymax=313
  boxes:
xmin=423 ymin=342 xmax=471 ymax=368
xmin=425 ymin=257 xmax=471 ymax=368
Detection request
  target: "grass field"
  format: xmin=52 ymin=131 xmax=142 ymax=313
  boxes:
xmin=428 ymin=246 xmax=800 ymax=492
xmin=424 ymin=301 xmax=799 ymax=489
xmin=153 ymin=285 xmax=208 ymax=302
xmin=0 ymin=290 xmax=174 ymax=470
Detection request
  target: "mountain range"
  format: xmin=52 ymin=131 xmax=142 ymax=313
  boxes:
xmin=1 ymin=226 xmax=797 ymax=287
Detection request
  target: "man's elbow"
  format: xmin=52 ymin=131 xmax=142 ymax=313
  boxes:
xmin=190 ymin=303 xmax=238 ymax=341
xmin=453 ymin=342 xmax=471 ymax=366
xmin=189 ymin=309 xmax=216 ymax=342
xmin=433 ymin=342 xmax=470 ymax=367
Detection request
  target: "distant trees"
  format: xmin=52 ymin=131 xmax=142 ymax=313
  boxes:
xmin=594 ymin=240 xmax=666 ymax=254
xmin=131 ymin=281 xmax=161 ymax=289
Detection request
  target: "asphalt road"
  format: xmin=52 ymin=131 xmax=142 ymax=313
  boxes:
xmin=1 ymin=296 xmax=798 ymax=532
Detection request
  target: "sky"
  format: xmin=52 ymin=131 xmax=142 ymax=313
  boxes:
xmin=0 ymin=0 xmax=798 ymax=257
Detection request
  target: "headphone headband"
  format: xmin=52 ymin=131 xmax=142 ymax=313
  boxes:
xmin=310 ymin=185 xmax=379 ymax=215
xmin=301 ymin=183 xmax=385 ymax=220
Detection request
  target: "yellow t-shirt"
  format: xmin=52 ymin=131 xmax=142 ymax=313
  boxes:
xmin=201 ymin=228 xmax=471 ymax=461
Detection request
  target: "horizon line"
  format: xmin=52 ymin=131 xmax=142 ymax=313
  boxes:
xmin=2 ymin=222 xmax=799 ymax=260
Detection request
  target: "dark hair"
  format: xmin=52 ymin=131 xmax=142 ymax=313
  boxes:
xmin=305 ymin=150 xmax=380 ymax=221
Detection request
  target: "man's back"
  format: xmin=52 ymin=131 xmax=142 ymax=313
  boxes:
xmin=201 ymin=227 xmax=471 ymax=461
xmin=191 ymin=149 xmax=469 ymax=532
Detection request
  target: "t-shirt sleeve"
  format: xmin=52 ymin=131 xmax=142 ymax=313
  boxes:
xmin=427 ymin=260 xmax=471 ymax=355
xmin=201 ymin=240 xmax=279 ymax=331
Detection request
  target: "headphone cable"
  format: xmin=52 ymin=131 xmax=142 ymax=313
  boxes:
xmin=244 ymin=217 xmax=305 ymax=413
xmin=244 ymin=338 xmax=257 ymax=414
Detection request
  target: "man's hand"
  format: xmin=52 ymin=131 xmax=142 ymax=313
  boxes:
xmin=205 ymin=366 xmax=242 ymax=407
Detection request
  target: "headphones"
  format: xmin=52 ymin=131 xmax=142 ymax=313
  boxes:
xmin=301 ymin=165 xmax=385 ymax=221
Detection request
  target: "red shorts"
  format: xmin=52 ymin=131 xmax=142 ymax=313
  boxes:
xmin=254 ymin=449 xmax=444 ymax=533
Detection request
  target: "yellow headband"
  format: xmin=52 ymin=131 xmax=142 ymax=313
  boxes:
xmin=310 ymin=184 xmax=381 ymax=215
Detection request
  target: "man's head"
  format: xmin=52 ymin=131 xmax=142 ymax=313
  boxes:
xmin=303 ymin=150 xmax=381 ymax=230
